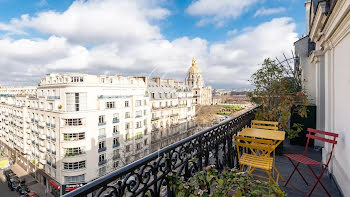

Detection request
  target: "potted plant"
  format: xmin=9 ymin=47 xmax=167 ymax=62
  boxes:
xmin=248 ymin=58 xmax=309 ymax=152
xmin=168 ymin=165 xmax=285 ymax=197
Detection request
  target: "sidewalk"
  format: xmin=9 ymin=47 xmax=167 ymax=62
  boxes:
xmin=11 ymin=163 xmax=54 ymax=197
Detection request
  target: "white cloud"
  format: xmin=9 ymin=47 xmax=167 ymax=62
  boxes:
xmin=186 ymin=0 xmax=257 ymax=26
xmin=8 ymin=0 xmax=169 ymax=44
xmin=0 ymin=0 xmax=298 ymax=89
xmin=254 ymin=7 xmax=286 ymax=17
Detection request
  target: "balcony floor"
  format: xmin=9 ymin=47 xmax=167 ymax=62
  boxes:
xmin=273 ymin=140 xmax=342 ymax=197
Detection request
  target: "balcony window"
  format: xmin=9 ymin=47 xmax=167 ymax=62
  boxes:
xmin=113 ymin=125 xmax=119 ymax=135
xmin=113 ymin=137 xmax=120 ymax=148
xmin=65 ymin=147 xmax=84 ymax=157
xmin=125 ymin=101 xmax=129 ymax=107
xmin=98 ymin=141 xmax=106 ymax=152
xmin=113 ymin=113 xmax=119 ymax=123
xmin=63 ymin=132 xmax=85 ymax=141
xmin=98 ymin=128 xmax=106 ymax=139
xmin=136 ymin=143 xmax=142 ymax=150
xmin=106 ymin=101 xmax=115 ymax=109
xmin=98 ymin=154 xmax=106 ymax=166
xmin=135 ymin=111 xmax=142 ymax=118
xmin=65 ymin=118 xmax=83 ymax=126
xmin=63 ymin=161 xmax=86 ymax=170
xmin=136 ymin=132 xmax=143 ymax=140
xmin=125 ymin=123 xmax=130 ymax=130
xmin=113 ymin=149 xmax=120 ymax=160
xmin=125 ymin=112 xmax=130 ymax=119
xmin=98 ymin=115 xmax=106 ymax=126
xmin=99 ymin=166 xmax=106 ymax=176
xmin=135 ymin=100 xmax=142 ymax=107
xmin=136 ymin=121 xmax=142 ymax=129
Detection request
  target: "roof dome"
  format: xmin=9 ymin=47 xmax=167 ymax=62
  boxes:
xmin=188 ymin=57 xmax=201 ymax=74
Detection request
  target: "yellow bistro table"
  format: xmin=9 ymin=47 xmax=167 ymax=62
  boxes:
xmin=239 ymin=128 xmax=286 ymax=182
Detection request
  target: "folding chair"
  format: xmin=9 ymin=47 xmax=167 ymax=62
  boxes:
xmin=234 ymin=136 xmax=283 ymax=184
xmin=251 ymin=120 xmax=279 ymax=130
xmin=284 ymin=128 xmax=338 ymax=197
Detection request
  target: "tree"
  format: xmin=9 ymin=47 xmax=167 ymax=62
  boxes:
xmin=249 ymin=58 xmax=308 ymax=138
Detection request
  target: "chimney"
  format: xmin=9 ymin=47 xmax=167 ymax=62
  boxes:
xmin=167 ymin=78 xmax=174 ymax=86
xmin=153 ymin=77 xmax=161 ymax=86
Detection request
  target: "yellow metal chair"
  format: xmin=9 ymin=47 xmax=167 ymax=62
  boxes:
xmin=251 ymin=120 xmax=278 ymax=130
xmin=234 ymin=136 xmax=283 ymax=184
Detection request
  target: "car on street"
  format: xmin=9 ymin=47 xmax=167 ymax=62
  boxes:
xmin=17 ymin=184 xmax=30 ymax=195
xmin=8 ymin=178 xmax=18 ymax=191
xmin=3 ymin=169 xmax=15 ymax=180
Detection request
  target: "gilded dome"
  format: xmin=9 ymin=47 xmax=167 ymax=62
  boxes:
xmin=188 ymin=57 xmax=201 ymax=73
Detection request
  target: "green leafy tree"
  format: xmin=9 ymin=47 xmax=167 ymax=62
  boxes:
xmin=249 ymin=58 xmax=308 ymax=138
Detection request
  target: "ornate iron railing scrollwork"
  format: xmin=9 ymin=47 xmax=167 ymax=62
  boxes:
xmin=64 ymin=106 xmax=259 ymax=197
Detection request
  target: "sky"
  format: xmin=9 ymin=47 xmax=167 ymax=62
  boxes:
xmin=0 ymin=0 xmax=306 ymax=89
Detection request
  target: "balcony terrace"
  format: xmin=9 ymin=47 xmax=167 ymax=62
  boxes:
xmin=63 ymin=106 xmax=340 ymax=197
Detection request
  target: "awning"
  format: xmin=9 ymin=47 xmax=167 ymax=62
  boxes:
xmin=49 ymin=180 xmax=61 ymax=190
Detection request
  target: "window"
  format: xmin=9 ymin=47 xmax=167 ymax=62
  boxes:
xmin=99 ymin=141 xmax=105 ymax=149
xmin=135 ymin=111 xmax=142 ymax=118
xmin=125 ymin=112 xmax=130 ymax=119
xmin=125 ymin=132 xmax=131 ymax=141
xmin=113 ymin=137 xmax=120 ymax=147
xmin=144 ymin=119 xmax=147 ymax=126
xmin=159 ymin=93 xmax=162 ymax=98
xmin=66 ymin=93 xmax=87 ymax=112
xmin=136 ymin=121 xmax=142 ymax=128
xmin=136 ymin=143 xmax=142 ymax=150
xmin=99 ymin=115 xmax=105 ymax=124
xmin=71 ymin=76 xmax=84 ymax=82
xmin=136 ymin=132 xmax=143 ymax=139
xmin=63 ymin=133 xmax=85 ymax=141
xmin=99 ymin=128 xmax=106 ymax=138
xmin=165 ymin=93 xmax=168 ymax=98
xmin=151 ymin=93 xmax=155 ymax=98
xmin=99 ymin=166 xmax=106 ymax=176
xmin=135 ymin=100 xmax=142 ymax=107
xmin=125 ymin=101 xmax=129 ymax=107
xmin=65 ymin=119 xmax=83 ymax=126
xmin=106 ymin=101 xmax=115 ymax=109
xmin=63 ymin=161 xmax=86 ymax=170
xmin=144 ymin=110 xmax=147 ymax=116
xmin=113 ymin=149 xmax=120 ymax=159
xmin=113 ymin=161 xmax=119 ymax=168
xmin=144 ymin=139 xmax=148 ymax=146
xmin=126 ymin=145 xmax=130 ymax=152
xmin=65 ymin=147 xmax=84 ymax=157
xmin=113 ymin=125 xmax=119 ymax=134
xmin=125 ymin=123 xmax=130 ymax=130
xmin=99 ymin=154 xmax=105 ymax=162
xmin=144 ymin=100 xmax=147 ymax=105
xmin=64 ymin=174 xmax=85 ymax=183
xmin=113 ymin=113 xmax=119 ymax=123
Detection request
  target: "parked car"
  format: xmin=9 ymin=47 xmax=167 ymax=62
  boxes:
xmin=8 ymin=178 xmax=18 ymax=191
xmin=3 ymin=169 xmax=14 ymax=180
xmin=17 ymin=184 xmax=30 ymax=195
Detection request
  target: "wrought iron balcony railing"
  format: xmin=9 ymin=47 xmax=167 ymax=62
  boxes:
xmin=64 ymin=106 xmax=259 ymax=197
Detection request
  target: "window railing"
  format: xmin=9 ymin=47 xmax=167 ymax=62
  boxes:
xmin=63 ymin=106 xmax=259 ymax=197
xmin=98 ymin=160 xmax=107 ymax=166
xmin=113 ymin=131 xmax=120 ymax=135
xmin=47 ymin=96 xmax=60 ymax=100
xmin=98 ymin=147 xmax=106 ymax=153
xmin=113 ymin=119 xmax=119 ymax=123
xmin=113 ymin=142 xmax=120 ymax=148
xmin=98 ymin=122 xmax=106 ymax=126
xmin=98 ymin=135 xmax=106 ymax=139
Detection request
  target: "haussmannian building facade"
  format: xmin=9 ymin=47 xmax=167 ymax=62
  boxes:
xmin=148 ymin=77 xmax=196 ymax=152
xmin=0 ymin=73 xmax=151 ymax=195
xmin=185 ymin=58 xmax=212 ymax=105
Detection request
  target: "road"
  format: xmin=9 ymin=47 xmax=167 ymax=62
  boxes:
xmin=0 ymin=169 xmax=21 ymax=197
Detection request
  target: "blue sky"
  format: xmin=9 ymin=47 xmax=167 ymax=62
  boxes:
xmin=0 ymin=0 xmax=306 ymax=89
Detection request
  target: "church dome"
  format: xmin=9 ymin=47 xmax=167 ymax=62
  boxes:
xmin=188 ymin=58 xmax=201 ymax=74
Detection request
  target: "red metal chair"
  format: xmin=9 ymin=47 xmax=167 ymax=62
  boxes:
xmin=284 ymin=128 xmax=338 ymax=197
